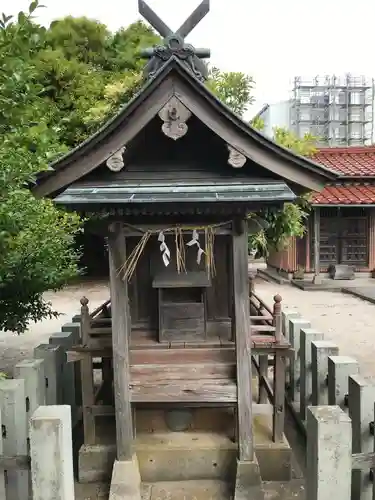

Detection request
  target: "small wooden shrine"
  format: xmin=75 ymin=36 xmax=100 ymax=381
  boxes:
xmin=34 ymin=0 xmax=337 ymax=496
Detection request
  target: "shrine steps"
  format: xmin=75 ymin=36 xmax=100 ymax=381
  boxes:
xmin=141 ymin=479 xmax=233 ymax=500
xmin=130 ymin=347 xmax=237 ymax=404
xmin=79 ymin=418 xmax=292 ymax=485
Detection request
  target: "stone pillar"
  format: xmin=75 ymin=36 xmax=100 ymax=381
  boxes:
xmin=50 ymin=328 xmax=78 ymax=426
xmin=312 ymin=207 xmax=321 ymax=285
xmin=348 ymin=375 xmax=375 ymax=500
xmin=282 ymin=310 xmax=300 ymax=341
xmin=306 ymin=406 xmax=351 ymax=500
xmin=14 ymin=359 xmax=45 ymax=421
xmin=311 ymin=340 xmax=339 ymax=406
xmin=34 ymin=344 xmax=64 ymax=405
xmin=282 ymin=310 xmax=300 ymax=388
xmin=0 ymin=409 xmax=6 ymax=498
xmin=300 ymin=329 xmax=324 ymax=421
xmin=0 ymin=380 xmax=29 ymax=500
xmin=30 ymin=405 xmax=75 ymax=500
xmin=327 ymin=356 xmax=359 ymax=408
xmin=289 ymin=317 xmax=311 ymax=405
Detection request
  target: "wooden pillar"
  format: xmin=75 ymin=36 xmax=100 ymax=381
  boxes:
xmin=108 ymin=222 xmax=133 ymax=461
xmin=272 ymin=295 xmax=285 ymax=442
xmin=232 ymin=218 xmax=254 ymax=462
xmin=312 ymin=207 xmax=321 ymax=284
xmin=80 ymin=298 xmax=96 ymax=444
xmin=368 ymin=208 xmax=375 ymax=270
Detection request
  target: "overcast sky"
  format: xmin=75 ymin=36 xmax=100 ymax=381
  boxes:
xmin=7 ymin=0 xmax=375 ymax=112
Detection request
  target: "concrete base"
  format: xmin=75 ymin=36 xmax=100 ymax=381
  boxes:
xmin=234 ymin=458 xmax=264 ymax=500
xmin=312 ymin=274 xmax=322 ymax=285
xmin=253 ymin=414 xmax=292 ymax=481
xmin=142 ymin=480 xmax=231 ymax=500
xmin=109 ymin=456 xmax=141 ymax=500
xmin=79 ymin=444 xmax=116 ymax=483
xmin=137 ymin=432 xmax=237 ymax=483
xmin=342 ymin=286 xmax=375 ymax=305
xmin=78 ymin=426 xmax=292 ymax=485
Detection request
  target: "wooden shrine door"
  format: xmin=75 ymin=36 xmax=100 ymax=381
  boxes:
xmin=312 ymin=208 xmax=369 ymax=270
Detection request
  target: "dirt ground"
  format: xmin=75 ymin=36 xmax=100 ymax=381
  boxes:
xmin=254 ymin=277 xmax=375 ymax=377
xmin=2 ymin=275 xmax=375 ymax=378
xmin=0 ymin=280 xmax=110 ymax=376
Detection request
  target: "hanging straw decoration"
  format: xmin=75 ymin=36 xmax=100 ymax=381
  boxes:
xmin=205 ymin=226 xmax=216 ymax=277
xmin=119 ymin=231 xmax=151 ymax=281
xmin=175 ymin=227 xmax=186 ymax=274
xmin=118 ymin=221 xmax=229 ymax=281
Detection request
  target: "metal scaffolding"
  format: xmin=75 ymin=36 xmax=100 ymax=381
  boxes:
xmin=290 ymin=74 xmax=374 ymax=146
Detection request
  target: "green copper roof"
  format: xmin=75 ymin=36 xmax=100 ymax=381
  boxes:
xmin=54 ymin=180 xmax=296 ymax=205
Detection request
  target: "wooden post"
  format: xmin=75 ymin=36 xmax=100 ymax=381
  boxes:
xmin=272 ymin=294 xmax=285 ymax=442
xmin=348 ymin=375 xmax=375 ymax=500
xmin=102 ymin=358 xmax=112 ymax=389
xmin=258 ymin=356 xmax=268 ymax=404
xmin=80 ymin=297 xmax=96 ymax=445
xmin=232 ymin=218 xmax=253 ymax=462
xmin=306 ymin=406 xmax=351 ymax=500
xmin=273 ymin=352 xmax=286 ymax=442
xmin=108 ymin=222 xmax=133 ymax=461
xmin=273 ymin=294 xmax=282 ymax=343
xmin=70 ymin=316 xmax=83 ymax=407
xmin=311 ymin=341 xmax=339 ymax=406
xmin=312 ymin=207 xmax=321 ymax=285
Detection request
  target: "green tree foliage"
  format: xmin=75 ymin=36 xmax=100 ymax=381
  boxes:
xmin=207 ymin=67 xmax=255 ymax=116
xmin=0 ymin=3 xmax=82 ymax=333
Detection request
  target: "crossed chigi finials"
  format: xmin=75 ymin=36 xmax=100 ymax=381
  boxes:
xmin=138 ymin=0 xmax=211 ymax=81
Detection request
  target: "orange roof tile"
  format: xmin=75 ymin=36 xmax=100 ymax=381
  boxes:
xmin=313 ymin=183 xmax=375 ymax=205
xmin=314 ymin=147 xmax=375 ymax=177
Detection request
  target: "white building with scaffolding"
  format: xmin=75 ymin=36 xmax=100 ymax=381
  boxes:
xmin=255 ymin=74 xmax=375 ymax=146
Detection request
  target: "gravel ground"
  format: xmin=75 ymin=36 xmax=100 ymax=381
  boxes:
xmin=0 ymin=280 xmax=109 ymax=376
xmin=254 ymin=277 xmax=375 ymax=377
xmin=2 ymin=276 xmax=374 ymax=378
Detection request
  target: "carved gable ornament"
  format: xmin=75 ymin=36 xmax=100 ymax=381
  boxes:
xmin=227 ymin=145 xmax=247 ymax=168
xmin=158 ymin=97 xmax=192 ymax=140
xmin=106 ymin=147 xmax=126 ymax=172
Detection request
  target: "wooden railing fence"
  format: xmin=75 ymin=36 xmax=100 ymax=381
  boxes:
xmin=253 ymin=285 xmax=375 ymax=500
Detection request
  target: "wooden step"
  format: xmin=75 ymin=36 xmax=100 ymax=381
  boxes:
xmin=130 ymin=352 xmax=237 ymax=404
xmin=130 ymin=379 xmax=237 ymax=403
xmin=130 ymin=348 xmax=235 ymax=364
xmin=131 ymin=362 xmax=236 ymax=383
